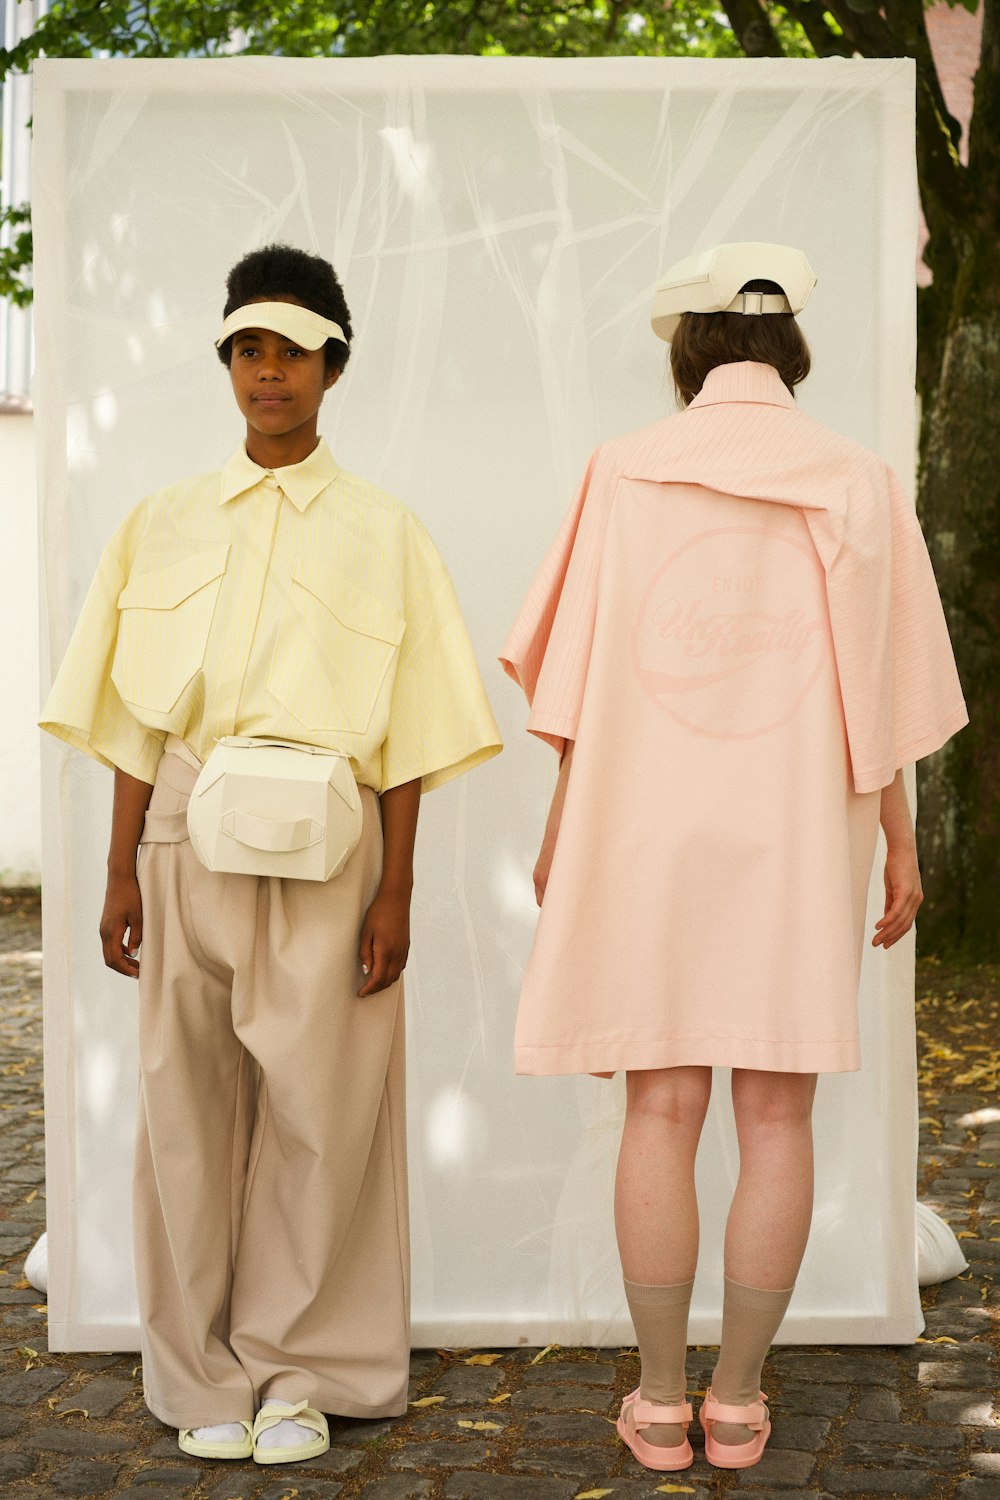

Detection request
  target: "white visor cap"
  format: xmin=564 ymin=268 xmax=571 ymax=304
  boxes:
xmin=216 ymin=300 xmax=349 ymax=352
xmin=651 ymin=242 xmax=817 ymax=343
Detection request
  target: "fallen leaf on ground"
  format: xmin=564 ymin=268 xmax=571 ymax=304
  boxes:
xmin=576 ymin=1490 xmax=614 ymax=1498
xmin=916 ymin=964 xmax=1000 ymax=1102
xmin=410 ymin=1396 xmax=446 ymax=1407
xmin=457 ymin=1420 xmax=502 ymax=1431
xmin=530 ymin=1344 xmax=557 ymax=1365
xmin=656 ymin=1487 xmax=696 ymax=1496
xmin=488 ymin=1393 xmax=512 ymax=1404
xmin=464 ymin=1353 xmax=502 ymax=1366
xmin=58 ymin=1408 xmax=89 ymax=1418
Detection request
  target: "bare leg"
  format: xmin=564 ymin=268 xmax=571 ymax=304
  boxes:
xmin=710 ymin=1068 xmax=817 ymax=1445
xmin=616 ymin=1066 xmax=712 ymax=1447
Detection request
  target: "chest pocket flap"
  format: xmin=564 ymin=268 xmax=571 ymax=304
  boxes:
xmin=291 ymin=558 xmax=405 ymax=646
xmin=267 ymin=559 xmax=405 ymax=736
xmin=118 ymin=544 xmax=231 ymax=611
xmin=112 ymin=544 xmax=230 ymax=719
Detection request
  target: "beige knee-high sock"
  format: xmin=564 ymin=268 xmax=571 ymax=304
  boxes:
xmin=624 ymin=1278 xmax=695 ymax=1449
xmin=710 ymin=1277 xmax=793 ymax=1445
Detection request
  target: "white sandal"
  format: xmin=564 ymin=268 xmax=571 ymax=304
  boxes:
xmin=178 ymin=1420 xmax=253 ymax=1460
xmin=252 ymin=1398 xmax=330 ymax=1465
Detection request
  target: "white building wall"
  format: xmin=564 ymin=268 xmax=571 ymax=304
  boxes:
xmin=0 ymin=408 xmax=40 ymax=882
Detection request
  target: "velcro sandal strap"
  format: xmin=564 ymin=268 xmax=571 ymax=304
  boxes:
xmin=703 ymin=1389 xmax=768 ymax=1429
xmin=632 ymin=1397 xmax=694 ymax=1427
xmin=252 ymin=1399 xmax=326 ymax=1439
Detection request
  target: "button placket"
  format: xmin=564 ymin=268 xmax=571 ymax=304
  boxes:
xmin=230 ymin=487 xmax=283 ymax=725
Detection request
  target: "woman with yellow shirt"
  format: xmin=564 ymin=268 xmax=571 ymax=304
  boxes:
xmin=40 ymin=244 xmax=502 ymax=1465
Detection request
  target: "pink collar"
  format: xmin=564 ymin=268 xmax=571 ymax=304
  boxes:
xmin=687 ymin=361 xmax=797 ymax=411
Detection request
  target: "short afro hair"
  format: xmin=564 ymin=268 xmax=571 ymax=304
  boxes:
xmin=217 ymin=243 xmax=353 ymax=374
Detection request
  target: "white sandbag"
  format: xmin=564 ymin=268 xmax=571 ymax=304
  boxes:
xmin=24 ymin=1231 xmax=48 ymax=1295
xmin=916 ymin=1201 xmax=968 ymax=1286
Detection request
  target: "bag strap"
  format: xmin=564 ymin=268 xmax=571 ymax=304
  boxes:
xmin=221 ymin=809 xmax=323 ymax=853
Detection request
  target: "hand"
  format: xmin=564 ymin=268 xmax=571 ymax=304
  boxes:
xmin=358 ymin=887 xmax=411 ymax=997
xmin=100 ymin=871 xmax=143 ymax=978
xmin=873 ymin=844 xmax=923 ymax=949
xmin=533 ymin=836 xmax=555 ymax=907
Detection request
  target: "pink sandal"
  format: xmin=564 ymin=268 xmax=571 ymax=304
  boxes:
xmin=699 ymin=1387 xmax=771 ymax=1468
xmin=616 ymin=1388 xmax=694 ymax=1471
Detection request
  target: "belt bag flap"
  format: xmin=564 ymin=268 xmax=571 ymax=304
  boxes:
xmin=186 ymin=736 xmax=363 ymax=881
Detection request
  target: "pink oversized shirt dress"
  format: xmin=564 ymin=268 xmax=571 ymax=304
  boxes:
xmin=500 ymin=361 xmax=968 ymax=1077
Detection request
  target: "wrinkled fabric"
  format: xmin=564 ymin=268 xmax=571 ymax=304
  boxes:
xmin=33 ymin=54 xmax=930 ymax=1349
xmin=501 ymin=362 xmax=967 ymax=1076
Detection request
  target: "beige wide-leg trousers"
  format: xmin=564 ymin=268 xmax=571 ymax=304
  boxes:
xmin=134 ymin=743 xmax=409 ymax=1428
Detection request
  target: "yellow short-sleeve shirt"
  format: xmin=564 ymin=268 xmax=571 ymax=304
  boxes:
xmin=40 ymin=439 xmax=503 ymax=791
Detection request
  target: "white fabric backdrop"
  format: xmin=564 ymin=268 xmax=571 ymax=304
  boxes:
xmin=33 ymin=54 xmax=922 ymax=1351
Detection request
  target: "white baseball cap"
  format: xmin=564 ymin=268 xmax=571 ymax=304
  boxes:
xmin=652 ymin=242 xmax=817 ymax=343
xmin=216 ymin=299 xmax=349 ymax=351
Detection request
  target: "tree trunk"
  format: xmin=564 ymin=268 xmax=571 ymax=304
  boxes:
xmin=819 ymin=0 xmax=997 ymax=957
xmin=917 ymin=251 xmax=1000 ymax=956
xmin=913 ymin=0 xmax=1000 ymax=956
xmin=719 ymin=0 xmax=784 ymax=57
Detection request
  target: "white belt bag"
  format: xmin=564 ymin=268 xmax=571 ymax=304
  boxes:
xmin=186 ymin=737 xmax=363 ymax=881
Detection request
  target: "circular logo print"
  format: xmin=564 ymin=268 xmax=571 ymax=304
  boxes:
xmin=630 ymin=525 xmax=830 ymax=740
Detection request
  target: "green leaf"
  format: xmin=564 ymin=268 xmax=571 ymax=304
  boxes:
xmin=0 ymin=204 xmax=32 ymax=308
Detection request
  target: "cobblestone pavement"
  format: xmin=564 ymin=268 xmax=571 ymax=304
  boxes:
xmin=1 ymin=889 xmax=997 ymax=1500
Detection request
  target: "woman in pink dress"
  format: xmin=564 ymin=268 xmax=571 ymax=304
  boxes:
xmin=500 ymin=242 xmax=967 ymax=1473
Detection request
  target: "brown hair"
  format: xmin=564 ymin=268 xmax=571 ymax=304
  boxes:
xmin=669 ymin=279 xmax=811 ymax=408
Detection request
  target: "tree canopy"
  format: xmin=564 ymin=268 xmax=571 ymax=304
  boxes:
xmin=0 ymin=1 xmax=979 ymax=322
xmin=0 ymin=1 xmax=981 ymax=323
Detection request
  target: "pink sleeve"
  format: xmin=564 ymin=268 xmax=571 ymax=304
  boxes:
xmin=499 ymin=450 xmax=603 ymax=753
xmin=820 ymin=463 xmax=968 ymax=794
xmin=880 ymin=467 xmax=968 ymax=784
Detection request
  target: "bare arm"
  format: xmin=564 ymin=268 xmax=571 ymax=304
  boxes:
xmin=99 ymin=767 xmax=154 ymax=978
xmin=872 ymin=767 xmax=923 ymax=949
xmin=534 ymin=740 xmax=574 ymax=906
xmin=358 ymin=776 xmax=421 ymax=997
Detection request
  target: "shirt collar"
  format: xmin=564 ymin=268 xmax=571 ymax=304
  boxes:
xmin=687 ymin=360 xmax=797 ymax=412
xmin=219 ymin=436 xmax=339 ymax=512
